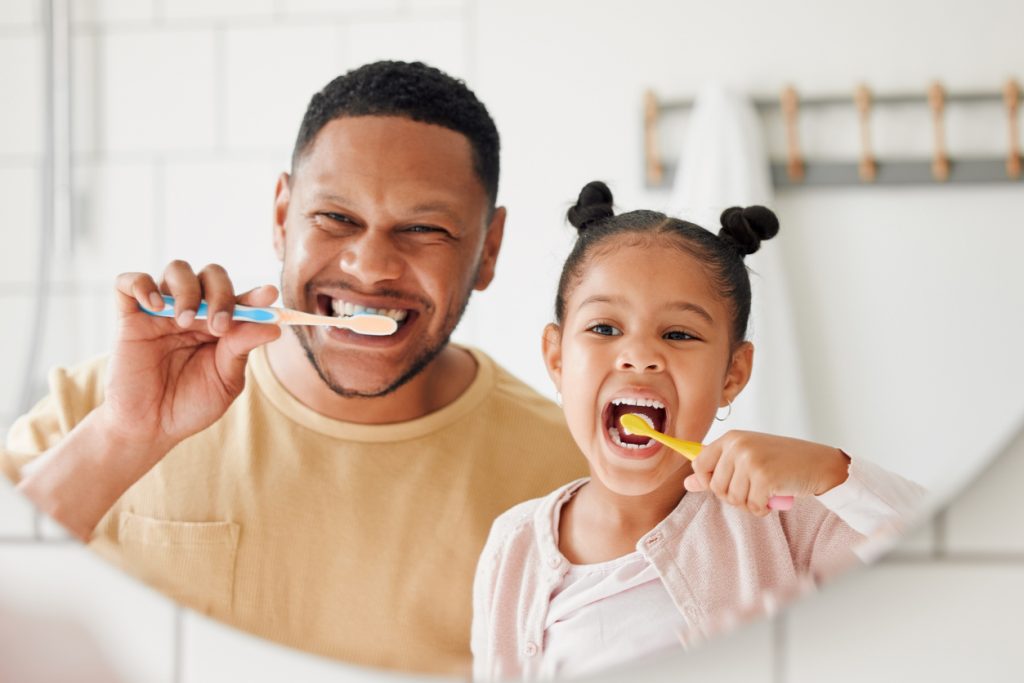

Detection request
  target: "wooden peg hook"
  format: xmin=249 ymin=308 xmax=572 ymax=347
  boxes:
xmin=780 ymin=86 xmax=804 ymax=182
xmin=643 ymin=89 xmax=664 ymax=186
xmin=1005 ymin=79 xmax=1021 ymax=180
xmin=854 ymin=83 xmax=876 ymax=182
xmin=928 ymin=81 xmax=950 ymax=182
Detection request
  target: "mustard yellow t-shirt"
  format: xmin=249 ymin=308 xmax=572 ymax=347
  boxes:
xmin=3 ymin=345 xmax=586 ymax=675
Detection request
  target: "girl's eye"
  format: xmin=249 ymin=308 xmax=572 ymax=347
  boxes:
xmin=588 ymin=323 xmax=622 ymax=337
xmin=664 ymin=330 xmax=696 ymax=341
xmin=322 ymin=212 xmax=352 ymax=223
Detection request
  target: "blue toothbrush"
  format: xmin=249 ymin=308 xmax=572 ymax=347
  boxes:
xmin=140 ymin=294 xmax=398 ymax=336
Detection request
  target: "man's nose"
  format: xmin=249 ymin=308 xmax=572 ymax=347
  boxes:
xmin=338 ymin=231 xmax=403 ymax=284
xmin=616 ymin=339 xmax=665 ymax=373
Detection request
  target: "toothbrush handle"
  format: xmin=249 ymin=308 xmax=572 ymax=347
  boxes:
xmin=140 ymin=295 xmax=279 ymax=324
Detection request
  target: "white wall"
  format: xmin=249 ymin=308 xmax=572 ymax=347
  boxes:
xmin=2 ymin=0 xmax=1023 ymax=680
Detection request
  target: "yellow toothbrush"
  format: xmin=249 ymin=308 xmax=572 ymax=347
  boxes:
xmin=619 ymin=413 xmax=793 ymax=511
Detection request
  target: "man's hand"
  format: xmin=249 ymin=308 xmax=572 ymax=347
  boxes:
xmin=17 ymin=261 xmax=281 ymax=540
xmin=102 ymin=262 xmax=281 ymax=457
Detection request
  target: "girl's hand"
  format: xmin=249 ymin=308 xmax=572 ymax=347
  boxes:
xmin=683 ymin=431 xmax=851 ymax=517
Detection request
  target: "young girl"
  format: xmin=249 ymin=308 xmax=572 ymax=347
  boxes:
xmin=471 ymin=181 xmax=925 ymax=681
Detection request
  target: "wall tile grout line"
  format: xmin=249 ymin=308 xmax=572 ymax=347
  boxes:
xmin=173 ymin=606 xmax=183 ymax=683
xmin=772 ymin=613 xmax=787 ymax=683
xmin=932 ymin=508 xmax=949 ymax=558
xmin=0 ymin=536 xmax=78 ymax=544
xmin=66 ymin=12 xmax=424 ymax=36
xmin=881 ymin=553 xmax=1024 ymax=565
xmin=214 ymin=26 xmax=226 ymax=152
xmin=153 ymin=159 xmax=166 ymax=270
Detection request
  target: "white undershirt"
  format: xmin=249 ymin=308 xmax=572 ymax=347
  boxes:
xmin=538 ymin=549 xmax=687 ymax=679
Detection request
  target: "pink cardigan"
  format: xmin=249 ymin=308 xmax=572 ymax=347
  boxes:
xmin=471 ymin=458 xmax=925 ymax=681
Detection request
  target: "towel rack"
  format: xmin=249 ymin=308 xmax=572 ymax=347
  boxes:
xmin=643 ymin=81 xmax=1023 ymax=188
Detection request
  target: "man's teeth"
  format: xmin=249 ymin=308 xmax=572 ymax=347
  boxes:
xmin=329 ymin=299 xmax=408 ymax=322
xmin=608 ymin=427 xmax=654 ymax=449
xmin=610 ymin=397 xmax=665 ymax=409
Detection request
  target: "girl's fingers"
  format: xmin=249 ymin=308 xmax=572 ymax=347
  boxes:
xmin=683 ymin=473 xmax=706 ymax=492
xmin=707 ymin=453 xmax=735 ymax=500
xmin=725 ymin=470 xmax=751 ymax=508
xmin=691 ymin=441 xmax=721 ymax=490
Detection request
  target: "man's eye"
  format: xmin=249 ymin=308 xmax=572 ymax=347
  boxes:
xmin=588 ymin=324 xmax=622 ymax=337
xmin=320 ymin=212 xmax=353 ymax=224
xmin=664 ymin=330 xmax=696 ymax=341
xmin=406 ymin=225 xmax=447 ymax=235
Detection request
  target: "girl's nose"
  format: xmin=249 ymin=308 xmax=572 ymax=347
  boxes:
xmin=338 ymin=232 xmax=403 ymax=284
xmin=616 ymin=342 xmax=665 ymax=373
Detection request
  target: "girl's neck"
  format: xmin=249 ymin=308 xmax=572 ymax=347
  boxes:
xmin=558 ymin=471 xmax=689 ymax=565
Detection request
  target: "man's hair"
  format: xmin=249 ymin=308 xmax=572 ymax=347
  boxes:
xmin=292 ymin=60 xmax=500 ymax=206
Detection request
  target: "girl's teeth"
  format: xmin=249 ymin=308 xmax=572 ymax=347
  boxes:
xmin=608 ymin=428 xmax=653 ymax=450
xmin=611 ymin=397 xmax=666 ymax=409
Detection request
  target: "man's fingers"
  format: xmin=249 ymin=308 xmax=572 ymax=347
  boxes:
xmin=215 ymin=323 xmax=282 ymax=394
xmin=236 ymin=284 xmax=279 ymax=308
xmin=197 ymin=264 xmax=236 ymax=337
xmin=160 ymin=260 xmax=201 ymax=328
xmin=115 ymin=272 xmax=164 ymax=315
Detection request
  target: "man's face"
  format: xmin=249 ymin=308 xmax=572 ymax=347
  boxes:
xmin=272 ymin=115 xmax=505 ymax=397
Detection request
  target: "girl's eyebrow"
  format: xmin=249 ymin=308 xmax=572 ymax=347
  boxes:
xmin=577 ymin=295 xmax=714 ymax=324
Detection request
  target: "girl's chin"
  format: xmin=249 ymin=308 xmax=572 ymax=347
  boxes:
xmin=589 ymin=464 xmax=687 ymax=498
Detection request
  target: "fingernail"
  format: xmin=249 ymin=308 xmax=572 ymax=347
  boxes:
xmin=213 ymin=311 xmax=230 ymax=333
xmin=177 ymin=310 xmax=195 ymax=327
xmin=149 ymin=292 xmax=165 ymax=310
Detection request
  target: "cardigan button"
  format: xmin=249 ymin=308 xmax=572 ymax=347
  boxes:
xmin=524 ymin=642 xmax=539 ymax=657
xmin=547 ymin=555 xmax=561 ymax=568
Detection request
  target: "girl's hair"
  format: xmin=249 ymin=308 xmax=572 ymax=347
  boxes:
xmin=555 ymin=180 xmax=780 ymax=347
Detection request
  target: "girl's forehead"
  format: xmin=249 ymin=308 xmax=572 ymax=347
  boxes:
xmin=569 ymin=240 xmax=725 ymax=315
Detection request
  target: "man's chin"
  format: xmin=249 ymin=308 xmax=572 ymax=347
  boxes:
xmin=300 ymin=334 xmax=449 ymax=400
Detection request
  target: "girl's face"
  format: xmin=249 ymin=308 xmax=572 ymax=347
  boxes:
xmin=543 ymin=237 xmax=752 ymax=497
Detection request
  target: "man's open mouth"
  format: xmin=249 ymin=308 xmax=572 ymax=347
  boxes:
xmin=604 ymin=397 xmax=667 ymax=449
xmin=316 ymin=294 xmax=412 ymax=327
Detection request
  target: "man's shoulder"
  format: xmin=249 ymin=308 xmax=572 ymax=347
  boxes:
xmin=475 ymin=351 xmax=564 ymax=426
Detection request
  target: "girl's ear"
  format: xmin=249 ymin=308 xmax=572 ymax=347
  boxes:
xmin=541 ymin=323 xmax=564 ymax=392
xmin=722 ymin=341 xmax=754 ymax=405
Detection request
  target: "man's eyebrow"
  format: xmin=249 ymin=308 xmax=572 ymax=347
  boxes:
xmin=578 ymin=295 xmax=714 ymax=324
xmin=311 ymin=191 xmax=351 ymax=204
xmin=408 ymin=201 xmax=461 ymax=222
xmin=310 ymin=194 xmax=461 ymax=223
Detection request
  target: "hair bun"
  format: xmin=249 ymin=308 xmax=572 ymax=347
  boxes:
xmin=718 ymin=205 xmax=780 ymax=257
xmin=567 ymin=181 xmax=615 ymax=232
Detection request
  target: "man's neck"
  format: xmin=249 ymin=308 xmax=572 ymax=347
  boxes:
xmin=263 ymin=333 xmax=478 ymax=424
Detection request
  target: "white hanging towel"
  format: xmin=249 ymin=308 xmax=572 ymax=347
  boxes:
xmin=668 ymin=84 xmax=811 ymax=441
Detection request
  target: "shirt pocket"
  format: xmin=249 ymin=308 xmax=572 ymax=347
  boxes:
xmin=117 ymin=511 xmax=240 ymax=615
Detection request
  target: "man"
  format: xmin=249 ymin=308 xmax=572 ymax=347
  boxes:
xmin=2 ymin=61 xmax=585 ymax=675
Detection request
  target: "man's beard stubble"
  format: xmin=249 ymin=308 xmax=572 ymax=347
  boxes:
xmin=284 ymin=268 xmax=479 ymax=399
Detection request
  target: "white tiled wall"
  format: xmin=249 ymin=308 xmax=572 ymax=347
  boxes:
xmin=2 ymin=1 xmax=1023 ymax=681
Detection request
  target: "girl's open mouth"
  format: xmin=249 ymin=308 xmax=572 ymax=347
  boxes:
xmin=603 ymin=397 xmax=667 ymax=451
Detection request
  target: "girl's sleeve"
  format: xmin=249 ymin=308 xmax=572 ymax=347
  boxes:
xmin=812 ymin=455 xmax=928 ymax=563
